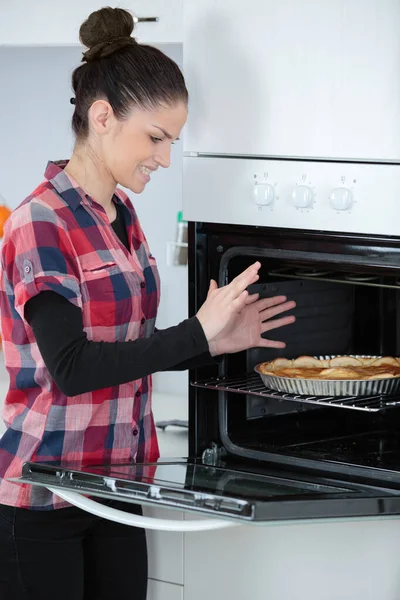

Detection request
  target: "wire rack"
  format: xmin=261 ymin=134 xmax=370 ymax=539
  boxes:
xmin=191 ymin=373 xmax=400 ymax=413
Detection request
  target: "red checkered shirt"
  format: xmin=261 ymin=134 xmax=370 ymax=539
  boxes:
xmin=0 ymin=161 xmax=161 ymax=509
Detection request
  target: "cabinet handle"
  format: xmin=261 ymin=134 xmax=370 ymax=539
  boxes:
xmin=133 ymin=16 xmax=159 ymax=23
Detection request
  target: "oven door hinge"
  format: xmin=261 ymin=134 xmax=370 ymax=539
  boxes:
xmin=202 ymin=443 xmax=226 ymax=466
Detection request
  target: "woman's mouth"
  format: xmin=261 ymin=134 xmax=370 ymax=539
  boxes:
xmin=138 ymin=165 xmax=153 ymax=183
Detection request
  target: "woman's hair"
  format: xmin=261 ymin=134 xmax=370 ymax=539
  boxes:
xmin=71 ymin=6 xmax=188 ymax=139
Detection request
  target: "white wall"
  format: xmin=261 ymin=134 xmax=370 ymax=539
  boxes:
xmin=0 ymin=44 xmax=188 ymax=398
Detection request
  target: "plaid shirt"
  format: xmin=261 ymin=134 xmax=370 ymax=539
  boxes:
xmin=0 ymin=161 xmax=161 ymax=509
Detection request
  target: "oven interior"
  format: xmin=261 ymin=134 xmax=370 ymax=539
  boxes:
xmin=190 ymin=230 xmax=400 ymax=485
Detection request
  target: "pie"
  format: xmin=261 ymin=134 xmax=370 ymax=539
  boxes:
xmin=257 ymin=355 xmax=400 ymax=381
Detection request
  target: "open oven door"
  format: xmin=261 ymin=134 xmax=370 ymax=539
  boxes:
xmin=12 ymin=457 xmax=400 ymax=531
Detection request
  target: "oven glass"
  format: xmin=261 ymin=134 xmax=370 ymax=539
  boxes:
xmin=210 ymin=251 xmax=400 ymax=479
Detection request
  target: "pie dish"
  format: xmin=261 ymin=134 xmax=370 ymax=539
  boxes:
xmin=254 ymin=355 xmax=400 ymax=397
xmin=257 ymin=355 xmax=400 ymax=381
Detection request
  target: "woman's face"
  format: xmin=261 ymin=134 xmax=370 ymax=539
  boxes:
xmin=89 ymin=101 xmax=188 ymax=193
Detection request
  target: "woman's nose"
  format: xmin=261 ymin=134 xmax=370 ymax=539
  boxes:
xmin=154 ymin=144 xmax=171 ymax=169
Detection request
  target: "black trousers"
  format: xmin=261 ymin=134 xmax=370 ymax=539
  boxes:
xmin=0 ymin=500 xmax=147 ymax=600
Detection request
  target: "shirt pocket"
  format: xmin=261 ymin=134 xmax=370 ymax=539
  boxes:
xmin=80 ymin=253 xmax=118 ymax=277
xmin=79 ymin=255 xmax=142 ymax=336
xmin=80 ymin=259 xmax=119 ymax=295
xmin=79 ymin=257 xmax=121 ymax=330
xmin=82 ymin=261 xmax=118 ymax=280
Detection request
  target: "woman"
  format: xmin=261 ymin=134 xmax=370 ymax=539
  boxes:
xmin=0 ymin=7 xmax=296 ymax=600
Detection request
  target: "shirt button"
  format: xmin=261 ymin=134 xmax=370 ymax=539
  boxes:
xmin=141 ymin=317 xmax=146 ymax=325
xmin=140 ymin=282 xmax=146 ymax=289
xmin=135 ymin=390 xmax=141 ymax=397
xmin=133 ymin=429 xmax=139 ymax=436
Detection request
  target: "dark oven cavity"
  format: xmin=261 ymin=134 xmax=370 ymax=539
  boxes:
xmin=189 ymin=224 xmax=400 ymax=487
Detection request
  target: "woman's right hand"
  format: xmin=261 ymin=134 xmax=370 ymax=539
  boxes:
xmin=196 ymin=262 xmax=261 ymax=343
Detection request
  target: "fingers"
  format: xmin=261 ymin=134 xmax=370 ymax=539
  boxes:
xmin=210 ymin=263 xmax=261 ymax=306
xmin=226 ymin=262 xmax=260 ymax=300
xmin=231 ymin=289 xmax=249 ymax=313
xmin=258 ymin=338 xmax=287 ymax=349
xmin=261 ymin=314 xmax=296 ymax=334
xmin=245 ymin=292 xmax=260 ymax=305
xmin=259 ymin=300 xmax=296 ymax=322
xmin=255 ymin=295 xmax=288 ymax=310
xmin=256 ymin=296 xmax=295 ymax=312
xmin=207 ymin=279 xmax=218 ymax=299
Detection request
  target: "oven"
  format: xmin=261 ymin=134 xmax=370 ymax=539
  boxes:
xmin=190 ymin=220 xmax=400 ymax=486
xmin=181 ymin=0 xmax=400 ymax=519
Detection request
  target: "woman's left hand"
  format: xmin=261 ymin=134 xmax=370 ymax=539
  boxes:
xmin=206 ymin=281 xmax=296 ymax=356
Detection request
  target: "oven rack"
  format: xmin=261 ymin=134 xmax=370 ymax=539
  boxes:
xmin=267 ymin=267 xmax=400 ymax=291
xmin=191 ymin=373 xmax=400 ymax=413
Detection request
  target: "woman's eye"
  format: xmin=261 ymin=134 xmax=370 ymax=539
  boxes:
xmin=151 ymin=136 xmax=163 ymax=143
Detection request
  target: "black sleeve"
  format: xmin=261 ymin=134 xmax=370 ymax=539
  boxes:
xmin=153 ymin=328 xmax=218 ymax=371
xmin=25 ymin=291 xmax=214 ymax=397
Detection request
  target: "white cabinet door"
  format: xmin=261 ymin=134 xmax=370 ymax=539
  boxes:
xmin=184 ymin=518 xmax=400 ymax=600
xmin=0 ymin=1 xmax=182 ymax=46
xmin=183 ymin=0 xmax=400 ymax=161
xmin=147 ymin=580 xmax=183 ymax=600
xmin=145 ymin=507 xmax=184 ymax=585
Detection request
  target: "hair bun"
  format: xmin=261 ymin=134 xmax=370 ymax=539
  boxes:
xmin=79 ymin=7 xmax=134 ymax=50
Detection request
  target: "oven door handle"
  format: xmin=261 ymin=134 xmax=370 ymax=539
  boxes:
xmin=48 ymin=487 xmax=239 ymax=532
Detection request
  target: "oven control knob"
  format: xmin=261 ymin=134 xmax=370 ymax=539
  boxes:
xmin=291 ymin=185 xmax=314 ymax=208
xmin=253 ymin=183 xmax=275 ymax=206
xmin=330 ymin=187 xmax=353 ymax=211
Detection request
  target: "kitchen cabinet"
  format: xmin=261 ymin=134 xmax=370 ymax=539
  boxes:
xmin=143 ymin=396 xmax=186 ymax=587
xmin=184 ymin=518 xmax=400 ymax=600
xmin=147 ymin=579 xmax=183 ymax=600
xmin=0 ymin=0 xmax=182 ymax=46
xmin=145 ymin=506 xmax=184 ymax=585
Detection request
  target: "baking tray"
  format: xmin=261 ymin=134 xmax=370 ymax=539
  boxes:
xmin=254 ymin=355 xmax=400 ymax=397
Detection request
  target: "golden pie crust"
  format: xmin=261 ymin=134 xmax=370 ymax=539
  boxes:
xmin=258 ymin=356 xmax=400 ymax=381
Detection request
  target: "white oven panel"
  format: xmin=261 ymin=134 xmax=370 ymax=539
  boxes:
xmin=183 ymin=156 xmax=400 ymax=236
